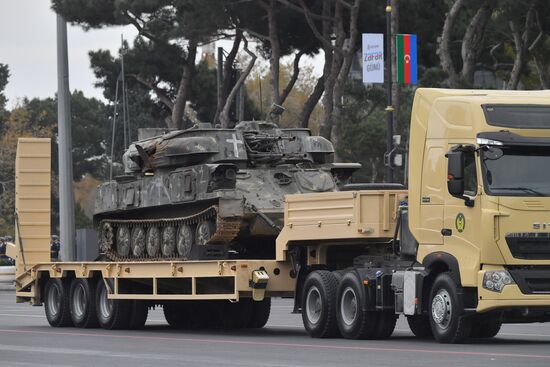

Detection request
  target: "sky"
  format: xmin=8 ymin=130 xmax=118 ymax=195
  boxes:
xmin=0 ymin=1 xmax=323 ymax=109
xmin=0 ymin=0 xmax=137 ymax=108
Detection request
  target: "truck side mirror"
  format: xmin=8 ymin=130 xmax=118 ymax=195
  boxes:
xmin=446 ymin=150 xmax=464 ymax=197
xmin=446 ymin=148 xmax=474 ymax=207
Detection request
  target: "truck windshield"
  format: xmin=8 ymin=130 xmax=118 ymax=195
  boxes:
xmin=481 ymin=146 xmax=550 ymax=196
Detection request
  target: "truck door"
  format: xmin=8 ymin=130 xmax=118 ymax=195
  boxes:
xmin=442 ymin=145 xmax=481 ymax=287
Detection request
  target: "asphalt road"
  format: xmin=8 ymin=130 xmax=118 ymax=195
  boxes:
xmin=1 ymin=286 xmax=550 ymax=367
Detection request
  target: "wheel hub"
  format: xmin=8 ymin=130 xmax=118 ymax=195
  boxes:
xmin=340 ymin=287 xmax=358 ymax=326
xmin=305 ymin=286 xmax=322 ymax=324
xmin=431 ymin=289 xmax=452 ymax=329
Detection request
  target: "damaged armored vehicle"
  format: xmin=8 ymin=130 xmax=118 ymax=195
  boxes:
xmin=94 ymin=120 xmax=360 ymax=260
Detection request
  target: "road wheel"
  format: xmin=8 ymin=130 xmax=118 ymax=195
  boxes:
xmin=429 ymin=272 xmax=472 ymax=343
xmin=116 ymin=226 xmax=130 ymax=257
xmin=374 ymin=311 xmax=397 ymax=339
xmin=69 ymin=278 xmax=98 ymax=328
xmin=44 ymin=278 xmax=73 ymax=327
xmin=128 ymin=301 xmax=149 ymax=329
xmin=146 ymin=226 xmax=160 ymax=257
xmin=336 ymin=272 xmax=378 ymax=339
xmin=196 ymin=219 xmax=216 ymax=246
xmin=470 ymin=313 xmax=502 ymax=338
xmin=248 ymin=298 xmax=271 ymax=328
xmin=161 ymin=226 xmax=176 ymax=257
xmin=301 ymin=270 xmax=339 ymax=338
xmin=407 ymin=314 xmax=433 ymax=338
xmin=131 ymin=226 xmax=146 ymax=257
xmin=95 ymin=279 xmax=131 ymax=329
xmin=177 ymin=224 xmax=194 ymax=258
xmin=99 ymin=222 xmax=114 ymax=252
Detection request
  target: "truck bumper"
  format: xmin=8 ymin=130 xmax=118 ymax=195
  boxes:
xmin=477 ymin=266 xmax=550 ymax=313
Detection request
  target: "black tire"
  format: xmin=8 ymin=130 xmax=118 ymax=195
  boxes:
xmin=470 ymin=313 xmax=502 ymax=338
xmin=128 ymin=301 xmax=149 ymax=329
xmin=374 ymin=311 xmax=397 ymax=339
xmin=301 ymin=270 xmax=339 ymax=338
xmin=336 ymin=272 xmax=379 ymax=339
xmin=248 ymin=298 xmax=271 ymax=328
xmin=218 ymin=300 xmax=252 ymax=329
xmin=69 ymin=278 xmax=99 ymax=328
xmin=428 ymin=272 xmax=472 ymax=343
xmin=407 ymin=314 xmax=433 ymax=338
xmin=95 ymin=279 xmax=132 ymax=329
xmin=44 ymin=278 xmax=73 ymax=327
xmin=163 ymin=301 xmax=188 ymax=328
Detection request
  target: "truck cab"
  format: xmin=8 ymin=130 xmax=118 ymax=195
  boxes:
xmin=409 ymin=88 xmax=550 ymax=320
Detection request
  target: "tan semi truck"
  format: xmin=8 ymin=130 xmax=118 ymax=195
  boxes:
xmin=7 ymin=88 xmax=550 ymax=343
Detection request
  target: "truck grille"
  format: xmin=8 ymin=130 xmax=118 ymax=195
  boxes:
xmin=505 ymin=233 xmax=550 ymax=260
xmin=507 ymin=266 xmax=550 ymax=294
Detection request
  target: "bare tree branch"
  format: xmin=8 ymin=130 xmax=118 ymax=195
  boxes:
xmin=129 ymin=74 xmax=174 ymax=113
xmin=220 ymin=37 xmax=257 ymax=128
xmin=438 ymin=0 xmax=466 ymax=87
xmin=279 ymin=50 xmax=305 ymax=105
xmin=298 ymin=0 xmax=340 ymax=54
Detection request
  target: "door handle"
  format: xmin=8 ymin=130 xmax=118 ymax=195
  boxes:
xmin=441 ymin=228 xmax=452 ymax=236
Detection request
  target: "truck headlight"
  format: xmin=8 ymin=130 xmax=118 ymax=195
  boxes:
xmin=483 ymin=270 xmax=515 ymax=292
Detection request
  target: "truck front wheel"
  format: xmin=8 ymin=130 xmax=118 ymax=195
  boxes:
xmin=406 ymin=315 xmax=433 ymax=338
xmin=428 ymin=273 xmax=472 ymax=343
xmin=301 ymin=270 xmax=339 ymax=338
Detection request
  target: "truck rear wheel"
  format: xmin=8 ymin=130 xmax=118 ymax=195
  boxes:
xmin=336 ymin=272 xmax=378 ymax=339
xmin=428 ymin=272 xmax=472 ymax=343
xmin=406 ymin=315 xmax=433 ymax=338
xmin=95 ymin=280 xmax=131 ymax=329
xmin=248 ymin=298 xmax=271 ymax=328
xmin=69 ymin=278 xmax=98 ymax=328
xmin=44 ymin=278 xmax=73 ymax=327
xmin=374 ymin=311 xmax=397 ymax=339
xmin=301 ymin=270 xmax=339 ymax=338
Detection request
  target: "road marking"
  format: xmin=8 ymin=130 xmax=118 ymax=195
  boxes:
xmin=1 ymin=328 xmax=550 ymax=360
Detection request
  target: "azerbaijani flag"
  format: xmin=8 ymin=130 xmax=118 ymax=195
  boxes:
xmin=396 ymin=34 xmax=417 ymax=85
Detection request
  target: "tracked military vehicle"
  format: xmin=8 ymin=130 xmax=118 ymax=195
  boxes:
xmin=94 ymin=120 xmax=360 ymax=261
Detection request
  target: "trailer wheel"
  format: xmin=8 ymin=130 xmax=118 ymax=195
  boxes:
xmin=128 ymin=301 xmax=149 ymax=329
xmin=406 ymin=315 xmax=433 ymax=338
xmin=428 ymin=272 xmax=472 ymax=343
xmin=301 ymin=270 xmax=339 ymax=338
xmin=219 ymin=300 xmax=252 ymax=329
xmin=69 ymin=278 xmax=98 ymax=328
xmin=163 ymin=301 xmax=191 ymax=328
xmin=248 ymin=298 xmax=271 ymax=328
xmin=470 ymin=313 xmax=502 ymax=338
xmin=95 ymin=279 xmax=131 ymax=329
xmin=374 ymin=311 xmax=397 ymax=339
xmin=44 ymin=278 xmax=73 ymax=327
xmin=336 ymin=272 xmax=378 ymax=339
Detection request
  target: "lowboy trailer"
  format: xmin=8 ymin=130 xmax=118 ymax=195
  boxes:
xmin=8 ymin=88 xmax=550 ymax=343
